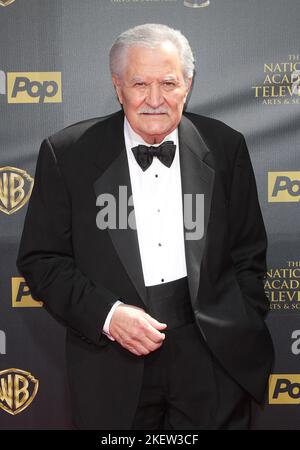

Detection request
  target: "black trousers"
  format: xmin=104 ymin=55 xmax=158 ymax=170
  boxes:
xmin=131 ymin=277 xmax=251 ymax=430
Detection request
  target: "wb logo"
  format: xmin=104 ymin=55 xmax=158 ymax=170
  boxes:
xmin=268 ymin=172 xmax=300 ymax=202
xmin=0 ymin=70 xmax=62 ymax=103
xmin=0 ymin=368 xmax=39 ymax=415
xmin=0 ymin=167 xmax=34 ymax=215
xmin=0 ymin=330 xmax=6 ymax=355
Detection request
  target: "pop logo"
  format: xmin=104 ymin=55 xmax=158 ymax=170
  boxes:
xmin=269 ymin=375 xmax=300 ymax=404
xmin=11 ymin=277 xmax=43 ymax=307
xmin=268 ymin=172 xmax=300 ymax=202
xmin=0 ymin=71 xmax=62 ymax=103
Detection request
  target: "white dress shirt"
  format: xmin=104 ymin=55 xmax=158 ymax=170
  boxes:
xmin=102 ymin=117 xmax=187 ymax=340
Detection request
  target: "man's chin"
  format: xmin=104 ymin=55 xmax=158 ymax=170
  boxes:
xmin=140 ymin=127 xmax=168 ymax=136
xmin=136 ymin=127 xmax=173 ymax=144
xmin=138 ymin=119 xmax=171 ymax=135
xmin=139 ymin=116 xmax=169 ymax=128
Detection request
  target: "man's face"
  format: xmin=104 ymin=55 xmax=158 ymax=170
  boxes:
xmin=112 ymin=41 xmax=192 ymax=144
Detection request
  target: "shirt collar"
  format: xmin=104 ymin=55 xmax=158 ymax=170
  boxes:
xmin=124 ymin=116 xmax=178 ymax=150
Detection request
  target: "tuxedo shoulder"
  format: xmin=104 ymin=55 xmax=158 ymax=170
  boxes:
xmin=184 ymin=111 xmax=244 ymax=143
xmin=46 ymin=110 xmax=122 ymax=155
xmin=183 ymin=112 xmax=246 ymax=169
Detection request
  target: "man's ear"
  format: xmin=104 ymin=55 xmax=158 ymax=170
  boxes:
xmin=112 ymin=74 xmax=123 ymax=104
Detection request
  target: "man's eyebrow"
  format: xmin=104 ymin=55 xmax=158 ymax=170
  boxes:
xmin=130 ymin=76 xmax=145 ymax=83
xmin=129 ymin=75 xmax=179 ymax=83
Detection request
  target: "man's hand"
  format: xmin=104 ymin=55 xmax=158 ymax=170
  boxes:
xmin=109 ymin=304 xmax=167 ymax=356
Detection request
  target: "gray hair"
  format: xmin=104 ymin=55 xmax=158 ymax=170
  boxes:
xmin=109 ymin=23 xmax=195 ymax=82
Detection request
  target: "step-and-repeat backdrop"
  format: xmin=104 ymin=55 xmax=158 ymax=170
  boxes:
xmin=0 ymin=0 xmax=299 ymax=430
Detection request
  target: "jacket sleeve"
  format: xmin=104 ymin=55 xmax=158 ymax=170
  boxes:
xmin=16 ymin=138 xmax=117 ymax=346
xmin=229 ymin=135 xmax=270 ymax=318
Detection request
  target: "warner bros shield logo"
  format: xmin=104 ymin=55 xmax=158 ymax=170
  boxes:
xmin=0 ymin=368 xmax=39 ymax=415
xmin=0 ymin=167 xmax=34 ymax=215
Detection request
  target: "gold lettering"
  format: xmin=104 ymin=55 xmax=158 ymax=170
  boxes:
xmin=263 ymin=62 xmax=300 ymax=73
xmin=0 ymin=173 xmax=9 ymax=208
xmin=279 ymin=85 xmax=287 ymax=96
xmin=263 ymin=74 xmax=272 ymax=84
xmin=14 ymin=374 xmax=29 ymax=409
xmin=0 ymin=375 xmax=13 ymax=409
xmin=267 ymin=268 xmax=300 ymax=278
xmin=10 ymin=173 xmax=24 ymax=209
xmin=252 ymin=86 xmax=261 ymax=97
xmin=264 ymin=63 xmax=274 ymax=73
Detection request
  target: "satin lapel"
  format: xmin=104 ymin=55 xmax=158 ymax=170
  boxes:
xmin=93 ymin=112 xmax=147 ymax=306
xmin=179 ymin=115 xmax=215 ymax=306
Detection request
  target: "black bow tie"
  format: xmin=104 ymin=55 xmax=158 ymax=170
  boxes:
xmin=131 ymin=141 xmax=176 ymax=171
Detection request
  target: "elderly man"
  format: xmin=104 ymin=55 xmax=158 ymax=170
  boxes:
xmin=17 ymin=24 xmax=274 ymax=430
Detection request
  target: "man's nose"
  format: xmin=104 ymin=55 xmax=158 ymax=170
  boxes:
xmin=146 ymin=84 xmax=164 ymax=108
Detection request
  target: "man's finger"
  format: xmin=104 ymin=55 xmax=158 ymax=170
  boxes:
xmin=141 ymin=322 xmax=166 ymax=344
xmin=141 ymin=335 xmax=165 ymax=352
xmin=144 ymin=313 xmax=167 ymax=330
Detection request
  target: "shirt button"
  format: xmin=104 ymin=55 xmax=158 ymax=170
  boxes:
xmin=158 ymin=243 xmax=162 ymax=246
xmin=155 ymin=174 xmax=158 ymax=178
xmin=157 ymin=209 xmax=160 ymax=212
xmin=161 ymin=278 xmax=164 ymax=282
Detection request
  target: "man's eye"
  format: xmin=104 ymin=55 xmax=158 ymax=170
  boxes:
xmin=134 ymin=82 xmax=146 ymax=87
xmin=163 ymin=81 xmax=176 ymax=87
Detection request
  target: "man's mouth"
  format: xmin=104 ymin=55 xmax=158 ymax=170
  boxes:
xmin=140 ymin=112 xmax=167 ymax=115
xmin=138 ymin=108 xmax=169 ymax=115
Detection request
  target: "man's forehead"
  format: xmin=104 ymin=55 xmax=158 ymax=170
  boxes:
xmin=123 ymin=46 xmax=184 ymax=80
xmin=124 ymin=43 xmax=181 ymax=66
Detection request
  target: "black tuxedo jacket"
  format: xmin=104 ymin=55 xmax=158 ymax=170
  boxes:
xmin=17 ymin=110 xmax=274 ymax=429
